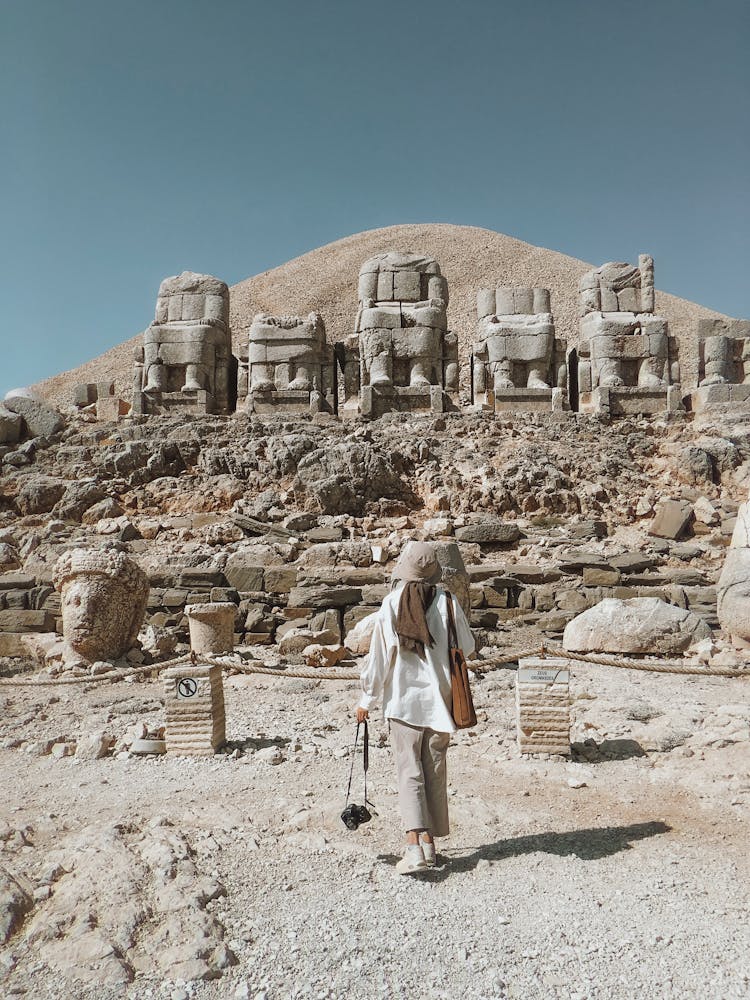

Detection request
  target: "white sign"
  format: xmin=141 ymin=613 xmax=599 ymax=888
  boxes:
xmin=518 ymin=666 xmax=569 ymax=684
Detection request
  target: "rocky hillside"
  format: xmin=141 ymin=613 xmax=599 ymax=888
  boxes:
xmin=1 ymin=403 xmax=749 ymax=667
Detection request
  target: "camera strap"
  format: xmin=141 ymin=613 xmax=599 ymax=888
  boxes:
xmin=344 ymin=720 xmax=372 ymax=808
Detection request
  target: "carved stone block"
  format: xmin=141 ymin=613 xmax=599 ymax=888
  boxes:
xmin=690 ymin=319 xmax=750 ymax=412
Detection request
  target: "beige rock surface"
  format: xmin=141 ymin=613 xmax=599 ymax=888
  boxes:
xmin=32 ymin=225 xmax=729 ymax=405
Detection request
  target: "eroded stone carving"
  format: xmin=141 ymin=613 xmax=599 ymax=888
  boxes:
xmin=691 ymin=319 xmax=750 ymax=411
xmin=133 ymin=272 xmax=233 ymax=415
xmin=717 ymin=491 xmax=750 ymax=647
xmin=577 ymin=255 xmax=681 ymax=416
xmin=472 ymin=286 xmax=567 ymax=411
xmin=53 ymin=548 xmax=149 ymax=664
xmin=237 ymin=312 xmax=336 ymax=414
xmin=342 ymin=252 xmax=458 ymax=418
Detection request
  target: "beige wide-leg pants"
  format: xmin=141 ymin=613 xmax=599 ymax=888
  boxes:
xmin=389 ymin=719 xmax=451 ymax=838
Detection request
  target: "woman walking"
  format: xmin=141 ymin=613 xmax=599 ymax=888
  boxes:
xmin=356 ymin=541 xmax=475 ymax=875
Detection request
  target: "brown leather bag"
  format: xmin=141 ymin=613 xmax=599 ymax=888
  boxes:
xmin=445 ymin=593 xmax=477 ymax=730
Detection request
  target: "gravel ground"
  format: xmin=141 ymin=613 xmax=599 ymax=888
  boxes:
xmin=1 ymin=659 xmax=748 ymax=1000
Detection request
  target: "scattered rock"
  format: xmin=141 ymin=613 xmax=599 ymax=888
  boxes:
xmin=75 ymin=731 xmax=114 ymax=761
xmin=302 ymin=643 xmax=348 ymax=668
xmin=455 ymin=520 xmax=521 ymax=545
xmin=648 ymin=500 xmax=694 ymax=540
xmin=0 ymin=866 xmax=34 ymax=944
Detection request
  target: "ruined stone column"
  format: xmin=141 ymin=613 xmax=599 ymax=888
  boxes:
xmin=185 ymin=602 xmax=236 ymax=655
xmin=701 ymin=335 xmax=732 ymax=385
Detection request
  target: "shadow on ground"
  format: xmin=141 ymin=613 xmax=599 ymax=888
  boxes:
xmin=571 ymin=738 xmax=647 ymax=763
xmin=223 ymin=735 xmax=291 ymax=752
xmin=377 ymin=820 xmax=672 ymax=879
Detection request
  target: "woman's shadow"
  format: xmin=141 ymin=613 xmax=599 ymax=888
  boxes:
xmin=377 ymin=820 xmax=671 ymax=881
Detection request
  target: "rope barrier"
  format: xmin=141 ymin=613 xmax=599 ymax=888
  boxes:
xmin=474 ymin=645 xmax=750 ymax=679
xmin=0 ymin=643 xmax=747 ymax=689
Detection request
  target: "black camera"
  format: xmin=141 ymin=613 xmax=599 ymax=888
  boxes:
xmin=341 ymin=803 xmax=372 ymax=831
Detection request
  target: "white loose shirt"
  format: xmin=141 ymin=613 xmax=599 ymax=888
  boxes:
xmin=358 ymin=585 xmax=476 ymax=734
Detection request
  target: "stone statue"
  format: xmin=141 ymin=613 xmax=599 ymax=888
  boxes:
xmin=577 ymin=255 xmax=681 ymax=415
xmin=691 ymin=319 xmax=750 ymax=411
xmin=53 ymin=548 xmax=149 ymax=664
xmin=472 ymin=286 xmax=567 ymax=411
xmin=342 ymin=252 xmax=458 ymax=418
xmin=237 ymin=311 xmax=336 ymax=414
xmin=717 ymin=491 xmax=750 ymax=647
xmin=133 ymin=272 xmax=233 ymax=415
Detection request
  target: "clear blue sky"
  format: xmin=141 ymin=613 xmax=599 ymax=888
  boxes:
xmin=2 ymin=0 xmax=748 ymax=395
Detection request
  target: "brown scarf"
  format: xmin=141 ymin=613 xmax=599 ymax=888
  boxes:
xmin=396 ymin=582 xmax=436 ymax=658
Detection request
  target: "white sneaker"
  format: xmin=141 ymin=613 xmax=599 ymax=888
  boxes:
xmin=420 ymin=838 xmax=436 ymax=866
xmin=395 ymin=845 xmax=427 ymax=875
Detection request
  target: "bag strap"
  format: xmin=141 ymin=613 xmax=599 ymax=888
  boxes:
xmin=445 ymin=591 xmax=459 ymax=651
xmin=344 ymin=720 xmax=371 ymax=807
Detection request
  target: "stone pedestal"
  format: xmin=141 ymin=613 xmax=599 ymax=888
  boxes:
xmin=164 ymin=664 xmax=226 ymax=756
xmin=689 ymin=319 xmax=750 ymax=412
xmin=185 ymin=602 xmax=236 ymax=655
xmin=516 ymin=656 xmax=570 ymax=756
xmin=237 ymin=311 xmax=337 ymax=414
xmin=577 ymin=255 xmax=681 ymax=416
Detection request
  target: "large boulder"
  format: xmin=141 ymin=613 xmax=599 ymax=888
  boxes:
xmin=717 ymin=492 xmax=750 ymax=647
xmin=344 ymin=611 xmax=379 ymax=655
xmin=648 ymin=500 xmax=694 ymax=540
xmin=3 ymin=396 xmax=64 ymax=439
xmin=563 ymin=597 xmax=711 ymax=656
xmin=0 ymin=407 xmax=23 ymax=445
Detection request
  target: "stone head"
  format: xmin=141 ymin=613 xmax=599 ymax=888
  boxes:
xmin=53 ymin=548 xmax=149 ymax=661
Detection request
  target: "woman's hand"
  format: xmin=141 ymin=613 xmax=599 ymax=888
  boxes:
xmin=355 ymin=707 xmax=369 ymax=723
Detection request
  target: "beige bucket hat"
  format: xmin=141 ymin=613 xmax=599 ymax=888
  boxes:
xmin=391 ymin=541 xmax=442 ymax=585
